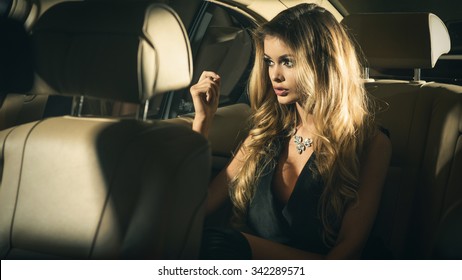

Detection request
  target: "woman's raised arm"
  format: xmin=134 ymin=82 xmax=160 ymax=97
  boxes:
xmin=190 ymin=71 xmax=221 ymax=138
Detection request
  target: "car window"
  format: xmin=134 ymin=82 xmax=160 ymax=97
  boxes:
xmin=149 ymin=3 xmax=255 ymax=119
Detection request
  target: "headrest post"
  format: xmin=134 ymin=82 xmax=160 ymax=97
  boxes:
xmin=364 ymin=67 xmax=370 ymax=80
xmin=363 ymin=66 xmax=375 ymax=82
xmin=71 ymin=95 xmax=85 ymax=117
xmin=77 ymin=95 xmax=85 ymax=117
xmin=413 ymin=68 xmax=421 ymax=82
xmin=142 ymin=99 xmax=150 ymax=121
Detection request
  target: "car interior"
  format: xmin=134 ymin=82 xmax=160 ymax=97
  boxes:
xmin=342 ymin=12 xmax=461 ymax=259
xmin=0 ymin=0 xmax=461 ymax=260
xmin=1 ymin=1 xmax=210 ymax=259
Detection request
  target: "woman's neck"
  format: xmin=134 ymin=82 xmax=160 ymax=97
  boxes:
xmin=295 ymin=102 xmax=314 ymax=129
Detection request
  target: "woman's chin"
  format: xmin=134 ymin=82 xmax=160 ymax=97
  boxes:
xmin=276 ymin=95 xmax=298 ymax=105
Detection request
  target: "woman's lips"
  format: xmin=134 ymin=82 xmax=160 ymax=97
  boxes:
xmin=274 ymin=87 xmax=289 ymax=96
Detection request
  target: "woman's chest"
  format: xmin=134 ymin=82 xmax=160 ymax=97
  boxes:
xmin=272 ymin=141 xmax=314 ymax=204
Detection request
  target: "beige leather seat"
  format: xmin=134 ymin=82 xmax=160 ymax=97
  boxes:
xmin=343 ymin=13 xmax=462 ymax=259
xmin=0 ymin=1 xmax=210 ymax=259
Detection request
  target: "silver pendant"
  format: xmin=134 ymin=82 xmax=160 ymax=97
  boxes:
xmin=294 ymin=134 xmax=313 ymax=154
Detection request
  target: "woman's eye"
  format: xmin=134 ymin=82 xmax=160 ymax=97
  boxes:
xmin=283 ymin=60 xmax=294 ymax=68
xmin=264 ymin=58 xmax=274 ymax=66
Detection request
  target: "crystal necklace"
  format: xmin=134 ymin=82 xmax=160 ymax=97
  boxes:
xmin=292 ymin=127 xmax=313 ymax=154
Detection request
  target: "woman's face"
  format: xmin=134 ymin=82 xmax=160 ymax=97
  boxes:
xmin=263 ymin=35 xmax=299 ymax=105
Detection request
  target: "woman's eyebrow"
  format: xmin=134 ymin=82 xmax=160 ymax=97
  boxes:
xmin=279 ymin=54 xmax=294 ymax=60
xmin=264 ymin=54 xmax=294 ymax=60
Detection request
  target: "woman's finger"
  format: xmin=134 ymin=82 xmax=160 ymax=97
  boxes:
xmin=199 ymin=71 xmax=220 ymax=83
xmin=192 ymin=77 xmax=220 ymax=96
xmin=191 ymin=82 xmax=217 ymax=98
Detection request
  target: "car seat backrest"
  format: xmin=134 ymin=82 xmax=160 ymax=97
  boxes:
xmin=343 ymin=13 xmax=462 ymax=259
xmin=0 ymin=1 xmax=210 ymax=259
xmin=166 ymin=103 xmax=251 ymax=175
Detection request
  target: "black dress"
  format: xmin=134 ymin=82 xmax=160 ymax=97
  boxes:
xmin=201 ymin=128 xmax=391 ymax=259
xmin=246 ymin=153 xmax=331 ymax=255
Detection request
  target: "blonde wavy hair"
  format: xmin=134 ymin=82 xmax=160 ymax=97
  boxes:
xmin=229 ymin=3 xmax=377 ymax=246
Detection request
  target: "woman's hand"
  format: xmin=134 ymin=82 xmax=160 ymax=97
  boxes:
xmin=190 ymin=71 xmax=221 ymax=137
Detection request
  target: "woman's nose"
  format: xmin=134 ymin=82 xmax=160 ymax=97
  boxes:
xmin=270 ymin=66 xmax=284 ymax=82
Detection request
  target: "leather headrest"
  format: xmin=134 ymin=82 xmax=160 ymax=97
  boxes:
xmin=30 ymin=1 xmax=192 ymax=103
xmin=342 ymin=13 xmax=451 ymax=69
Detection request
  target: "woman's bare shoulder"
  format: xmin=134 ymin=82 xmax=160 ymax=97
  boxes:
xmin=369 ymin=128 xmax=392 ymax=156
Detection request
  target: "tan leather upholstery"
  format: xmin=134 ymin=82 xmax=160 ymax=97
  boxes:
xmin=365 ymin=81 xmax=462 ymax=258
xmin=167 ymin=104 xmax=251 ymax=229
xmin=167 ymin=103 xmax=252 ymax=172
xmin=0 ymin=118 xmax=210 ymax=259
xmin=343 ymin=13 xmax=462 ymax=259
xmin=343 ymin=13 xmax=450 ymax=68
xmin=0 ymin=2 xmax=210 ymax=259
xmin=0 ymin=94 xmax=49 ymax=131
xmin=30 ymin=1 xmax=192 ymax=103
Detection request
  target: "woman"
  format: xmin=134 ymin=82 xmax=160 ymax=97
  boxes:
xmin=190 ymin=3 xmax=391 ymax=259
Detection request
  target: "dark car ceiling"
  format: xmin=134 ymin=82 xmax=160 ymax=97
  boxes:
xmin=333 ymin=0 xmax=462 ymax=22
